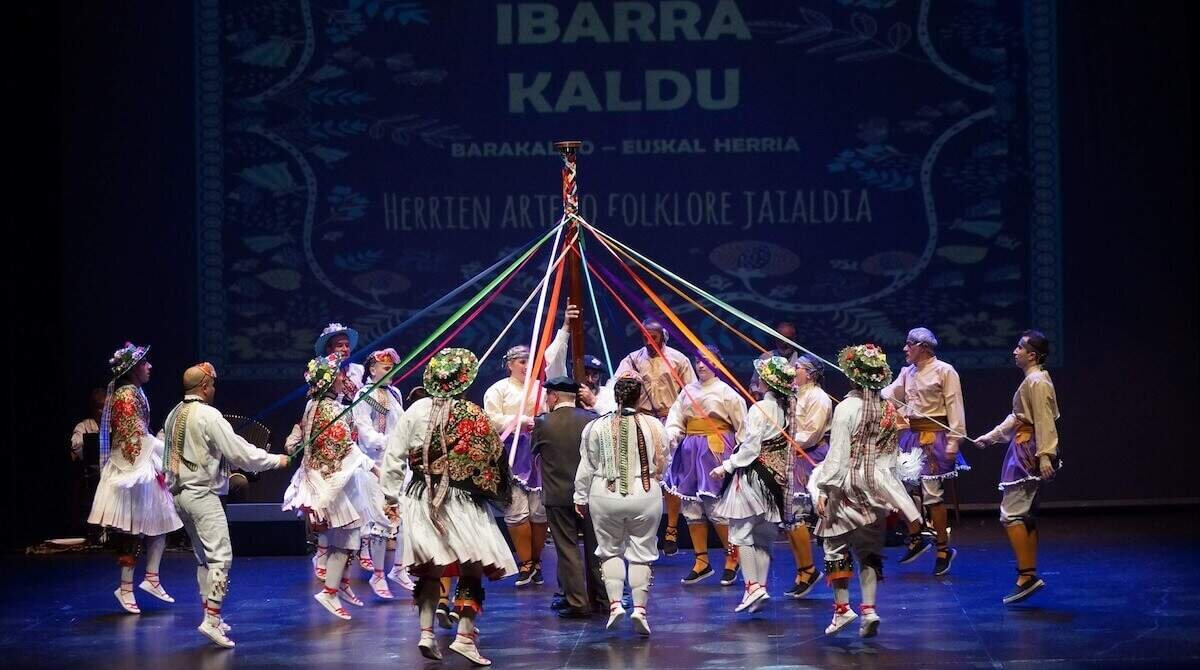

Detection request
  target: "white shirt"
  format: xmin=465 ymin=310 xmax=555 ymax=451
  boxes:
xmin=722 ymin=392 xmax=788 ymax=473
xmin=352 ymin=384 xmax=405 ymax=465
xmin=70 ymin=418 xmax=99 ymax=462
xmin=574 ymin=412 xmax=669 ymax=503
xmin=163 ymin=396 xmax=281 ymax=495
xmin=482 ymin=377 xmax=546 ymax=435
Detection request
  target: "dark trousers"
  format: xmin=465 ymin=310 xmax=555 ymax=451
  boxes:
xmin=545 ymin=504 xmax=604 ymax=610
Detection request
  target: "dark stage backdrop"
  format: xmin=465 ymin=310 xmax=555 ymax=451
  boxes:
xmin=9 ymin=1 xmax=1195 ymax=548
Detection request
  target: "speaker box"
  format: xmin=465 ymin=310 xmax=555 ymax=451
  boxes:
xmin=226 ymin=503 xmax=308 ymax=556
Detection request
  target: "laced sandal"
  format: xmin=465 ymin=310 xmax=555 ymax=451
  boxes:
xmin=313 ymin=589 xmax=351 ymax=620
xmin=606 ymin=600 xmax=627 ymax=630
xmin=785 ymin=565 xmax=821 ymax=599
xmin=630 ymin=605 xmax=650 ymax=636
xmin=663 ymin=526 xmax=679 ymax=556
xmin=1003 ymin=568 xmax=1045 ymax=604
xmin=449 ymin=631 xmax=491 ymax=666
xmin=138 ymin=572 xmax=175 ymax=603
xmin=858 ymin=604 xmax=880 ymax=638
xmin=114 ymin=583 xmax=140 ymax=614
xmin=339 ymin=580 xmax=364 ymax=606
xmin=515 ymin=560 xmax=535 ymax=587
xmin=681 ymin=552 xmax=713 ymax=584
xmin=418 ymin=627 xmax=442 ymax=660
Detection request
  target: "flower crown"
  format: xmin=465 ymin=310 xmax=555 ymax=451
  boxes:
xmin=423 ymin=348 xmax=480 ymax=398
xmin=837 ymin=343 xmax=892 ymax=390
xmin=305 ymin=353 xmax=345 ymax=396
xmin=109 ymin=342 xmax=150 ymax=378
xmin=753 ymin=355 xmax=797 ymax=396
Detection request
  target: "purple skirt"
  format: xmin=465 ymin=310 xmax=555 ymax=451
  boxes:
xmin=897 ymin=429 xmax=970 ymax=479
xmin=792 ymin=441 xmax=829 ymax=499
xmin=999 ymin=435 xmax=1057 ymax=490
xmin=509 ymin=432 xmax=542 ymax=492
xmin=664 ymin=433 xmax=735 ymax=500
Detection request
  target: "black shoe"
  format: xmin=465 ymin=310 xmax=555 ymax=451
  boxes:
xmin=933 ymin=547 xmax=957 ymax=576
xmin=556 ymin=606 xmax=591 ymax=619
xmin=720 ymin=565 xmax=740 ymax=586
xmin=515 ymin=561 xmax=534 ymax=587
xmin=550 ymin=597 xmax=569 ymax=611
xmin=435 ymin=603 xmax=453 ymax=629
xmin=785 ymin=567 xmax=821 ymax=599
xmin=681 ymin=563 xmax=714 ymax=585
xmin=898 ymin=535 xmax=931 ymax=564
xmin=1003 ymin=576 xmax=1045 ymax=604
xmin=663 ymin=528 xmax=679 ymax=556
xmin=532 ymin=567 xmax=544 ymax=585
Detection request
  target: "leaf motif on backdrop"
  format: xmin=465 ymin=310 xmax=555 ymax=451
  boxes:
xmin=831 ymin=308 xmax=903 ymax=345
xmin=334 ymin=249 xmax=385 ymax=272
xmin=237 ymin=163 xmax=295 ymax=193
xmin=936 ymin=246 xmax=989 ymax=264
xmin=236 ymin=36 xmax=295 ymax=68
xmin=257 ymin=269 xmax=302 ymax=291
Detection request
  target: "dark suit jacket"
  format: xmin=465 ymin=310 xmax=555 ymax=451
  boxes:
xmin=531 ymin=405 xmax=598 ymax=507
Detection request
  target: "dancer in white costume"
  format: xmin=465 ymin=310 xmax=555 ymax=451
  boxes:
xmin=710 ymin=356 xmax=798 ymax=615
xmin=87 ymin=342 xmax=182 ymax=614
xmin=352 ymin=348 xmax=407 ymax=598
xmin=784 ymin=354 xmax=833 ymax=599
xmin=282 ymin=353 xmax=373 ymax=620
xmin=381 ymin=348 xmax=516 ymax=666
xmin=810 ymin=344 xmax=923 ymax=638
xmin=163 ymin=363 xmax=289 ymax=647
xmin=574 ymin=376 xmax=669 ymax=636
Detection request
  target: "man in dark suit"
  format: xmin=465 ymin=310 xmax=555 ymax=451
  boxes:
xmin=532 ymin=376 xmax=602 ymax=618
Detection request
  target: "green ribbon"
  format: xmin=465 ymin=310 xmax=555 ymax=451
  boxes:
xmin=291 ymin=223 xmax=564 ymax=462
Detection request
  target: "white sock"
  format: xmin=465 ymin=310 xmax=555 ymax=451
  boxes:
xmin=120 ymin=565 xmax=135 ymax=585
xmin=324 ymin=548 xmax=348 ymax=591
xmin=317 ymin=534 xmax=329 ymax=570
xmin=756 ymin=543 xmax=771 ymax=590
xmin=418 ymin=579 xmax=439 ymax=629
xmin=738 ymin=546 xmax=758 ymax=586
xmin=628 ymin=563 xmax=651 ymax=608
xmin=144 ymin=535 xmax=166 ymax=575
xmin=834 ymin=583 xmax=850 ymax=606
xmin=197 ymin=565 xmax=210 ymax=601
xmin=859 ymin=564 xmax=878 ymax=608
xmin=601 ymin=557 xmax=625 ymax=605
xmin=456 ymin=609 xmax=476 ymax=637
xmin=369 ymin=537 xmax=387 ymax=574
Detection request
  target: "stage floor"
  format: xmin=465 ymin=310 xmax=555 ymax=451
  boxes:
xmin=3 ymin=509 xmax=1199 ymax=668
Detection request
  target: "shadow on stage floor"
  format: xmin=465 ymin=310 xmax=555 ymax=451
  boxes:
xmin=2 ymin=508 xmax=1198 ymax=668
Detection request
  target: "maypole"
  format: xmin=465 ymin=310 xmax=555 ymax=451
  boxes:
xmin=554 ymin=140 xmax=587 ymax=384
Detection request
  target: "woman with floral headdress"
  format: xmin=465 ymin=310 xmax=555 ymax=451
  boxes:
xmin=784 ymin=354 xmax=833 ymax=599
xmin=88 ymin=342 xmax=182 ymax=614
xmin=709 ymin=356 xmax=798 ymax=615
xmin=809 ymin=344 xmax=923 ymax=638
xmin=662 ymin=345 xmax=747 ymax=586
xmin=283 ymin=353 xmax=373 ymax=620
xmin=380 ymin=348 xmax=515 ymax=666
xmin=351 ymin=348 xmax=407 ymax=599
xmin=972 ymin=330 xmax=1060 ymax=605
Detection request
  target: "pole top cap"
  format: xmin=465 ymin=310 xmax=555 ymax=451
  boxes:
xmin=553 ymin=140 xmax=583 ymax=152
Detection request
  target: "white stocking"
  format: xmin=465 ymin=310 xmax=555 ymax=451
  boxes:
xmin=196 ymin=565 xmax=210 ymax=602
xmin=859 ymin=564 xmax=878 ymax=607
xmin=628 ymin=563 xmax=651 ymax=608
xmin=755 ymin=543 xmax=772 ymax=589
xmin=601 ymin=557 xmax=626 ymax=604
xmin=324 ymin=548 xmax=348 ymax=591
xmin=369 ymin=536 xmax=387 ymax=574
xmin=144 ymin=535 xmax=166 ymax=574
xmin=316 ymin=533 xmax=330 ymax=570
xmin=739 ymin=546 xmax=759 ymax=586
xmin=120 ymin=565 xmax=135 ymax=585
xmin=417 ymin=579 xmax=440 ymax=630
